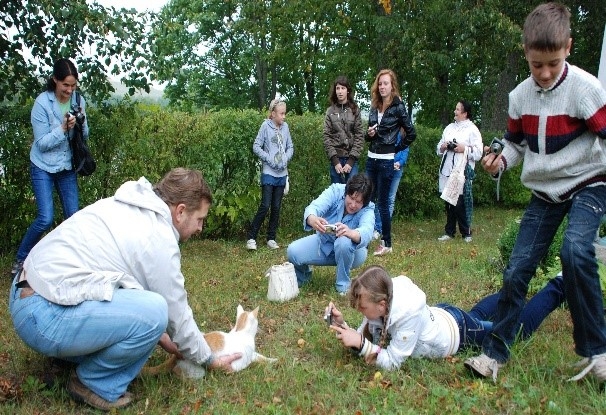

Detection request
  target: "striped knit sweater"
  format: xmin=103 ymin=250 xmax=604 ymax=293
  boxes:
xmin=501 ymin=63 xmax=606 ymax=203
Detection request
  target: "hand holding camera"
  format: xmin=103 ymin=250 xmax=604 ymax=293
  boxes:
xmin=487 ymin=137 xmax=505 ymax=156
xmin=446 ymin=138 xmax=458 ymax=152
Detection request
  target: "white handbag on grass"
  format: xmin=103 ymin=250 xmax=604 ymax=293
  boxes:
xmin=440 ymin=147 xmax=468 ymax=206
xmin=266 ymin=262 xmax=299 ymax=302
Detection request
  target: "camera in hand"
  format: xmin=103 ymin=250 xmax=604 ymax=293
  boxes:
xmin=489 ymin=138 xmax=505 ymax=156
xmin=324 ymin=309 xmax=333 ymax=326
xmin=446 ymin=139 xmax=457 ymax=151
xmin=68 ymin=104 xmax=86 ymax=125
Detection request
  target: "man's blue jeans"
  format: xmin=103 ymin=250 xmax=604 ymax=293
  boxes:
xmin=16 ymin=163 xmax=79 ymax=262
xmin=286 ymin=234 xmax=367 ymax=293
xmin=366 ymin=157 xmax=394 ymax=246
xmin=483 ymin=186 xmax=606 ymax=363
xmin=10 ymin=281 xmax=167 ymax=402
xmin=329 ymin=158 xmax=359 ymax=184
xmin=375 ymin=167 xmax=402 ymax=234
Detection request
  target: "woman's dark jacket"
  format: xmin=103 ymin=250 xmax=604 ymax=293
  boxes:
xmin=366 ymin=96 xmax=416 ymax=155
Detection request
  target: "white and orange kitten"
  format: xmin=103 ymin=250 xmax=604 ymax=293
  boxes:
xmin=143 ymin=305 xmax=276 ymax=378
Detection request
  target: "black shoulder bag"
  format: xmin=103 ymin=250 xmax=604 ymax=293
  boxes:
xmin=68 ymin=92 xmax=96 ymax=176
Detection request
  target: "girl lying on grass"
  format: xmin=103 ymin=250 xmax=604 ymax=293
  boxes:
xmin=326 ymin=265 xmax=564 ymax=370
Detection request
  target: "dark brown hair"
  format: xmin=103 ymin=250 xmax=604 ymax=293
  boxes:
xmin=328 ymin=75 xmax=360 ymax=117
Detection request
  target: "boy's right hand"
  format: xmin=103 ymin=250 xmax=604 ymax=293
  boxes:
xmin=481 ymin=146 xmax=502 ymax=175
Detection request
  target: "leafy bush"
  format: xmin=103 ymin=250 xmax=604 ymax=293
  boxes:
xmin=0 ymin=102 xmax=533 ymax=255
xmin=497 ymin=217 xmax=566 ymax=275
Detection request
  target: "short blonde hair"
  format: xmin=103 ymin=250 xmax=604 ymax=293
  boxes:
xmin=268 ymin=98 xmax=286 ymax=117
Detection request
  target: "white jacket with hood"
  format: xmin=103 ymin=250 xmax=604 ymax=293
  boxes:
xmin=23 ymin=177 xmax=212 ymax=364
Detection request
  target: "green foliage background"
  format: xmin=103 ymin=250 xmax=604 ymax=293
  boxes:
xmin=0 ymin=102 xmax=530 ymax=255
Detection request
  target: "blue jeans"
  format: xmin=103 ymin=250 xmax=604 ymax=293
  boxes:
xmin=16 ymin=163 xmax=79 ymax=262
xmin=375 ymin=166 xmax=403 ymax=234
xmin=366 ymin=157 xmax=394 ymax=246
xmin=286 ymin=234 xmax=368 ymax=292
xmin=437 ymin=274 xmax=565 ymax=349
xmin=483 ymin=186 xmax=606 ymax=362
xmin=329 ymin=158 xmax=359 ymax=184
xmin=10 ymin=280 xmax=167 ymax=402
xmin=248 ymin=184 xmax=285 ymax=241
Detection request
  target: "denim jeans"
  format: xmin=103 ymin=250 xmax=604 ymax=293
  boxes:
xmin=286 ymin=234 xmax=368 ymax=292
xmin=329 ymin=158 xmax=359 ymax=184
xmin=437 ymin=274 xmax=565 ymax=349
xmin=248 ymin=184 xmax=285 ymax=241
xmin=16 ymin=163 xmax=79 ymax=262
xmin=483 ymin=186 xmax=606 ymax=362
xmin=375 ymin=167 xmax=403 ymax=234
xmin=9 ymin=280 xmax=167 ymax=402
xmin=366 ymin=157 xmax=394 ymax=246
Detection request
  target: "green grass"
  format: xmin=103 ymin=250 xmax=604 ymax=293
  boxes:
xmin=1 ymin=207 xmax=605 ymax=414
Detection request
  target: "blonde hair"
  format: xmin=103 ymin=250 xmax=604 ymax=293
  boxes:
xmin=268 ymin=98 xmax=286 ymax=118
xmin=370 ymin=69 xmax=400 ymax=112
xmin=349 ymin=265 xmax=393 ymax=347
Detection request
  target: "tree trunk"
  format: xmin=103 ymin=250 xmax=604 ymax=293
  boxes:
xmin=482 ymin=52 xmax=519 ymax=132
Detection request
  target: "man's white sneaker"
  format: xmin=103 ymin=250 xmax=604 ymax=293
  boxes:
xmin=568 ymin=352 xmax=606 ymax=382
xmin=437 ymin=235 xmax=453 ymax=241
xmin=246 ymin=239 xmax=257 ymax=250
xmin=464 ymin=236 xmax=473 ymax=243
xmin=464 ymin=353 xmax=503 ymax=382
xmin=267 ymin=240 xmax=280 ymax=250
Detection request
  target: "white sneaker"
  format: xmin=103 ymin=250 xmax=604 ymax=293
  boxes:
xmin=372 ymin=230 xmax=381 ymax=241
xmin=267 ymin=240 xmax=280 ymax=250
xmin=246 ymin=239 xmax=257 ymax=250
xmin=464 ymin=236 xmax=473 ymax=243
xmin=464 ymin=353 xmax=503 ymax=382
xmin=568 ymin=352 xmax=606 ymax=382
xmin=437 ymin=235 xmax=453 ymax=241
xmin=373 ymin=240 xmax=392 ymax=256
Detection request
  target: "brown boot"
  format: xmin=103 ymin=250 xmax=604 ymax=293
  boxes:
xmin=67 ymin=371 xmax=133 ymax=411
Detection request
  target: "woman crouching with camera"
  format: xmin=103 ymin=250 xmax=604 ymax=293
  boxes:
xmin=10 ymin=58 xmax=90 ymax=280
xmin=436 ymin=100 xmax=483 ymax=243
xmin=326 ymin=265 xmax=565 ymax=370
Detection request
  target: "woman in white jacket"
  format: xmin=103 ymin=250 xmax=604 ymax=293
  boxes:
xmin=327 ymin=265 xmax=565 ymax=370
xmin=436 ymin=100 xmax=483 ymax=242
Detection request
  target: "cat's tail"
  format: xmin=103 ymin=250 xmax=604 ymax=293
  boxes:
xmin=140 ymin=355 xmax=178 ymax=377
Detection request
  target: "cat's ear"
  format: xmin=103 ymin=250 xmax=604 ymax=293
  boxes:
xmin=252 ymin=306 xmax=259 ymax=317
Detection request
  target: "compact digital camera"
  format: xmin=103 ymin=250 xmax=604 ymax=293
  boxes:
xmin=489 ymin=138 xmax=505 ymax=156
xmin=446 ymin=139 xmax=457 ymax=151
xmin=324 ymin=309 xmax=333 ymax=326
xmin=324 ymin=224 xmax=337 ymax=233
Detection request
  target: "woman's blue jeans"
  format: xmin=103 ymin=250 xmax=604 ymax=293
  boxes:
xmin=483 ymin=186 xmax=606 ymax=362
xmin=10 ymin=280 xmax=167 ymax=402
xmin=16 ymin=163 xmax=79 ymax=262
xmin=375 ymin=167 xmax=402 ymax=234
xmin=366 ymin=157 xmax=394 ymax=246
xmin=329 ymin=158 xmax=359 ymax=184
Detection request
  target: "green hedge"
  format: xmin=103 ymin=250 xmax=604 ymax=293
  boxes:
xmin=0 ymin=102 xmax=531 ymax=255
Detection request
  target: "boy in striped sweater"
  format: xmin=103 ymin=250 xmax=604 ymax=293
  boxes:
xmin=464 ymin=2 xmax=606 ymax=383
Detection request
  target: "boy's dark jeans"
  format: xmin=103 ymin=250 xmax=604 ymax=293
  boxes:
xmin=483 ymin=186 xmax=606 ymax=363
